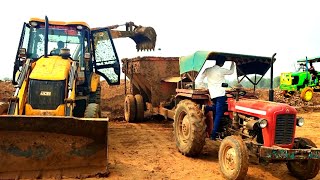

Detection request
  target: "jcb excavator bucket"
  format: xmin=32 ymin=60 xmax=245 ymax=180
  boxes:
xmin=110 ymin=25 xmax=157 ymax=51
xmin=129 ymin=26 xmax=157 ymax=51
xmin=0 ymin=115 xmax=108 ymax=179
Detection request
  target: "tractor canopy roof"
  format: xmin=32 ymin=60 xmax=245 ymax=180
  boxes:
xmin=179 ymin=51 xmax=275 ymax=77
xmin=297 ymin=56 xmax=320 ymax=64
xmin=29 ymin=17 xmax=90 ymax=29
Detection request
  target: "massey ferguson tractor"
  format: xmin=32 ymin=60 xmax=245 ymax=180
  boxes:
xmin=123 ymin=51 xmax=320 ymax=180
xmin=174 ymin=51 xmax=320 ymax=180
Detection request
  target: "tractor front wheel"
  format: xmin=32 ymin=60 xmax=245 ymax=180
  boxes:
xmin=219 ymin=135 xmax=249 ymax=180
xmin=282 ymin=90 xmax=295 ymax=98
xmin=300 ymin=87 xmax=313 ymax=101
xmin=287 ymin=138 xmax=320 ymax=179
xmin=173 ymin=100 xmax=206 ymax=156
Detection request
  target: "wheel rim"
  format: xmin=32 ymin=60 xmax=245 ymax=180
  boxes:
xmin=305 ymin=90 xmax=313 ymax=101
xmin=177 ymin=111 xmax=191 ymax=142
xmin=182 ymin=116 xmax=191 ymax=139
xmin=125 ymin=99 xmax=129 ymax=114
xmin=222 ymin=146 xmax=237 ymax=171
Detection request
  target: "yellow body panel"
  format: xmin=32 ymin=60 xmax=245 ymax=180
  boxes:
xmin=25 ymin=104 xmax=65 ymax=116
xmin=90 ymin=73 xmax=100 ymax=92
xmin=29 ymin=56 xmax=71 ymax=80
xmin=29 ymin=17 xmax=90 ymax=28
xmin=280 ymin=72 xmax=292 ymax=85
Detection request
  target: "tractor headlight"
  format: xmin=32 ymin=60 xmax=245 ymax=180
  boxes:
xmin=296 ymin=117 xmax=304 ymax=127
xmin=258 ymin=119 xmax=268 ymax=128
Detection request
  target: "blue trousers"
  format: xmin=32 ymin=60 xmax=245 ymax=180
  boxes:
xmin=205 ymin=96 xmax=226 ymax=139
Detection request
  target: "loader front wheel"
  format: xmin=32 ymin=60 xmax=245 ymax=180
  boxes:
xmin=173 ymin=99 xmax=206 ymax=156
xmin=134 ymin=94 xmax=144 ymax=122
xmin=84 ymin=103 xmax=101 ymax=118
xmin=287 ymin=138 xmax=320 ymax=180
xmin=124 ymin=94 xmax=136 ymax=122
xmin=219 ymin=135 xmax=249 ymax=180
xmin=89 ymin=84 xmax=101 ymax=105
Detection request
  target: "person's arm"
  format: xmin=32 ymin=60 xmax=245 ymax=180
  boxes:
xmin=220 ymin=62 xmax=235 ymax=75
xmin=198 ymin=69 xmax=207 ymax=88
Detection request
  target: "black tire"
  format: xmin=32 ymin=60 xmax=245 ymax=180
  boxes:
xmin=84 ymin=103 xmax=101 ymax=118
xmin=173 ymin=99 xmax=206 ymax=156
xmin=134 ymin=94 xmax=144 ymax=122
xmin=73 ymin=99 xmax=87 ymax=117
xmin=287 ymin=138 xmax=320 ymax=180
xmin=283 ymin=90 xmax=295 ymax=98
xmin=219 ymin=135 xmax=249 ymax=180
xmin=124 ymin=94 xmax=136 ymax=122
xmin=89 ymin=84 xmax=101 ymax=105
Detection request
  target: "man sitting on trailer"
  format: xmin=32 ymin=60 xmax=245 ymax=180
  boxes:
xmin=199 ymin=55 xmax=235 ymax=140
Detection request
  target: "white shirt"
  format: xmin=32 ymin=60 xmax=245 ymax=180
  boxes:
xmin=199 ymin=62 xmax=235 ymax=98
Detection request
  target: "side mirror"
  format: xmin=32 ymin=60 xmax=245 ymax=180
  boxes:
xmin=18 ymin=48 xmax=27 ymax=58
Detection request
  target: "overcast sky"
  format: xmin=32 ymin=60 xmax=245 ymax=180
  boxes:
xmin=1 ymin=0 xmax=320 ymax=80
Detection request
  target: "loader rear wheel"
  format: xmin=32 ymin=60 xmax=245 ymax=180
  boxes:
xmin=134 ymin=94 xmax=144 ymax=122
xmin=219 ymin=136 xmax=249 ymax=180
xmin=124 ymin=94 xmax=136 ymax=122
xmin=287 ymin=138 xmax=320 ymax=180
xmin=300 ymin=87 xmax=313 ymax=101
xmin=84 ymin=103 xmax=101 ymax=118
xmin=173 ymin=99 xmax=206 ymax=156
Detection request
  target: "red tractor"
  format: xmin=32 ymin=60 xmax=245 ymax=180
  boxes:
xmin=173 ymin=51 xmax=320 ymax=179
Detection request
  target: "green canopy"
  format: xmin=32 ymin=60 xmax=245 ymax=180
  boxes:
xmin=179 ymin=51 xmax=274 ymax=77
xmin=297 ymin=56 xmax=320 ymax=63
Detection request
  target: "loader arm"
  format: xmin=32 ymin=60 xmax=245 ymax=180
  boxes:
xmin=95 ymin=22 xmax=157 ymax=51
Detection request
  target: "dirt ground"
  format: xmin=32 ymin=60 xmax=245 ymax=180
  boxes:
xmin=1 ymin=80 xmax=320 ymax=179
xmin=87 ymin=112 xmax=319 ymax=180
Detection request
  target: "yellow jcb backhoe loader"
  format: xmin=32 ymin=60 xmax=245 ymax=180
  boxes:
xmin=0 ymin=16 xmax=156 ymax=179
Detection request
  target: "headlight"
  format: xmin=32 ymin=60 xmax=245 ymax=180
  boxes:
xmin=77 ymin=25 xmax=83 ymax=30
xmin=30 ymin=21 xmax=38 ymax=27
xmin=296 ymin=117 xmax=304 ymax=127
xmin=258 ymin=119 xmax=268 ymax=128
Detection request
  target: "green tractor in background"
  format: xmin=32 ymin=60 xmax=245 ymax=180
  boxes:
xmin=280 ymin=57 xmax=320 ymax=101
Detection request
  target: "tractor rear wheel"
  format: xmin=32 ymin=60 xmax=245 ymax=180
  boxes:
xmin=219 ymin=135 xmax=249 ymax=180
xmin=124 ymin=94 xmax=136 ymax=122
xmin=84 ymin=103 xmax=101 ymax=118
xmin=173 ymin=99 xmax=206 ymax=156
xmin=300 ymin=87 xmax=313 ymax=101
xmin=287 ymin=138 xmax=320 ymax=180
xmin=134 ymin=94 xmax=144 ymax=122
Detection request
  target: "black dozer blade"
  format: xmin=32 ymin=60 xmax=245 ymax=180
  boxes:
xmin=0 ymin=115 xmax=108 ymax=179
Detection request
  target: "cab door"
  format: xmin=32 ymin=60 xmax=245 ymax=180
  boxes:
xmin=91 ymin=28 xmax=120 ymax=85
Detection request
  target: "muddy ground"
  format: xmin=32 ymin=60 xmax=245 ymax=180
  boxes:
xmin=92 ymin=112 xmax=320 ymax=180
xmin=1 ymin=80 xmax=320 ymax=179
